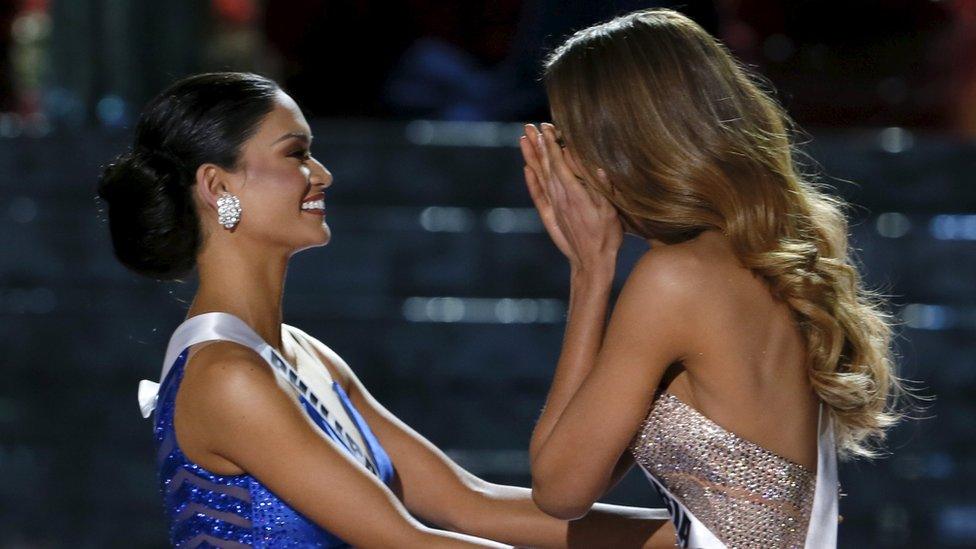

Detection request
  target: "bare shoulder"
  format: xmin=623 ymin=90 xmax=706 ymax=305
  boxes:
xmin=173 ymin=341 xmax=287 ymax=473
xmin=181 ymin=341 xmax=276 ymax=404
xmin=177 ymin=340 xmax=306 ymax=445
xmin=625 ymin=239 xmax=712 ymax=304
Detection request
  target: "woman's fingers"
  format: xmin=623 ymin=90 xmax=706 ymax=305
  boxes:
xmin=541 ymin=124 xmax=583 ymax=205
xmin=523 ymin=165 xmax=548 ymax=212
xmin=519 ymin=133 xmax=542 ymax=174
xmin=533 ymin=128 xmax=563 ymax=207
xmin=559 ymin=147 xmax=601 ymax=208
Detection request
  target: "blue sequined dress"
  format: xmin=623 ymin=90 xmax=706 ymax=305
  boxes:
xmin=136 ymin=312 xmax=396 ymax=548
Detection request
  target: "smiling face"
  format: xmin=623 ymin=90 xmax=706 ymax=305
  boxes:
xmin=221 ymin=90 xmax=333 ymax=254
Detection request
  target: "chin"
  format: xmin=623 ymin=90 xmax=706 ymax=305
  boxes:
xmin=297 ymin=225 xmax=332 ymax=251
xmin=317 ymin=226 xmax=332 ymax=246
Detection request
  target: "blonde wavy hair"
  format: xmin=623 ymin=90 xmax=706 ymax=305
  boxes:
xmin=544 ymin=8 xmax=904 ymax=459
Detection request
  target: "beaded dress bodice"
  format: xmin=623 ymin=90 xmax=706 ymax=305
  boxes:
xmin=629 ymin=392 xmax=838 ymax=548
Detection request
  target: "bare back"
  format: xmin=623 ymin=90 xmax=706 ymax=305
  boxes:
xmin=654 ymin=230 xmax=819 ymax=470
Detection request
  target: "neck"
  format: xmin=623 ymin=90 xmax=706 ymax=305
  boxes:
xmin=187 ymin=235 xmax=291 ymax=354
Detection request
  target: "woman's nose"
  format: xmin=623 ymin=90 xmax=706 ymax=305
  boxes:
xmin=310 ymin=158 xmax=333 ymax=188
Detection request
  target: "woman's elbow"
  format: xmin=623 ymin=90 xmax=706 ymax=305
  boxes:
xmin=530 ymin=479 xmax=591 ymax=521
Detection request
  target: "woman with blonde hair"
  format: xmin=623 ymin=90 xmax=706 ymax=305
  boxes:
xmin=521 ymin=8 xmax=903 ymax=548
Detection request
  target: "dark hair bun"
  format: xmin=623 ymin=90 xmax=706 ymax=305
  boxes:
xmin=95 ymin=72 xmax=279 ymax=281
xmin=96 ymin=147 xmax=200 ymax=280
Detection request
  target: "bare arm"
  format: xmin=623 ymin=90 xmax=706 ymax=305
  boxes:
xmin=529 ymin=251 xmax=696 ymax=520
xmin=518 ymin=123 xmax=623 ymax=473
xmin=529 ymin=269 xmax=615 ymax=473
xmin=177 ymin=342 xmax=506 ymax=548
xmin=296 ymin=330 xmax=673 ymax=549
xmin=520 ymin=123 xmax=694 ymax=520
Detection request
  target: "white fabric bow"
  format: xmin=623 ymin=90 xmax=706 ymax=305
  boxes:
xmin=138 ymin=379 xmax=160 ymax=418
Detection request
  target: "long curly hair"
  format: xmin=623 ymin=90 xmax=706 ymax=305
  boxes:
xmin=544 ymin=8 xmax=904 ymax=459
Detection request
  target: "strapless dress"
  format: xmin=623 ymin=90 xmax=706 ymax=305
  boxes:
xmin=628 ymin=392 xmax=839 ymax=548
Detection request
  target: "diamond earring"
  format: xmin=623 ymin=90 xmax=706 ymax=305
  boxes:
xmin=216 ymin=192 xmax=242 ymax=230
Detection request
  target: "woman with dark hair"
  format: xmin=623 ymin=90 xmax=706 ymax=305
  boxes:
xmin=97 ymin=72 xmax=670 ymax=547
xmin=520 ymin=8 xmax=905 ymax=549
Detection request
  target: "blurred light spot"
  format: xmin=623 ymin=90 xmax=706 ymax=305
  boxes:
xmin=0 ymin=113 xmax=23 ymax=138
xmin=484 ymin=208 xmax=542 ymax=233
xmin=405 ymin=120 xmax=434 ymax=145
xmin=23 ymin=112 xmax=50 ymax=137
xmin=494 ymin=298 xmax=539 ymax=323
xmin=96 ymin=95 xmax=127 ymax=127
xmin=878 ymin=127 xmax=914 ymax=153
xmin=893 ymin=452 xmax=956 ymax=480
xmin=762 ymin=34 xmax=794 ymax=62
xmin=403 ymin=297 xmax=564 ymax=323
xmin=11 ymin=11 xmax=51 ymax=43
xmin=902 ymin=304 xmax=951 ymax=330
xmin=875 ymin=212 xmax=911 ymax=238
xmin=213 ymin=0 xmax=258 ymax=24
xmin=9 ymin=196 xmax=37 ymax=223
xmin=403 ymin=297 xmax=465 ymax=323
xmin=938 ymin=506 xmax=976 ymax=545
xmin=930 ymin=214 xmax=976 ymax=240
xmin=405 ymin=120 xmax=522 ymax=147
xmin=419 ymin=206 xmax=474 ymax=232
xmin=924 ymin=452 xmax=955 ymax=479
xmin=44 ymin=87 xmax=87 ymax=127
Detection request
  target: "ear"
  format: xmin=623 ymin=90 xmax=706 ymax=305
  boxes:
xmin=194 ymin=163 xmax=231 ymax=212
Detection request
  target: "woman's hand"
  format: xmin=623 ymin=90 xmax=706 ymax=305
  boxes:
xmin=519 ymin=125 xmax=572 ymax=260
xmin=519 ymin=123 xmax=623 ymax=275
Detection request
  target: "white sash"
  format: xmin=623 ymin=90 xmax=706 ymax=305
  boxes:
xmin=136 ymin=312 xmax=377 ymax=474
xmin=804 ymin=403 xmax=839 ymax=548
xmin=637 ymin=403 xmax=838 ymax=548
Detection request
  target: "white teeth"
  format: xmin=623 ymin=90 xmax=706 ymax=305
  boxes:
xmin=301 ymin=199 xmax=324 ymax=210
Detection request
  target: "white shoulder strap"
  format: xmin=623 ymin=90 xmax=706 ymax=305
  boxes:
xmin=137 ymin=312 xmax=381 ymax=476
xmin=137 ymin=312 xmax=277 ymax=418
xmin=804 ymin=402 xmax=839 ymax=548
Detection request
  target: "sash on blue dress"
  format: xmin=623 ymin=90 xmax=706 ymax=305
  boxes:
xmin=137 ymin=312 xmax=381 ymax=477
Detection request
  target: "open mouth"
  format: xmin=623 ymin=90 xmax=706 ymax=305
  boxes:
xmin=301 ymin=194 xmax=326 ymax=215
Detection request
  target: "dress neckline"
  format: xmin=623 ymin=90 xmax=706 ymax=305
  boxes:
xmin=657 ymin=391 xmax=818 ymax=475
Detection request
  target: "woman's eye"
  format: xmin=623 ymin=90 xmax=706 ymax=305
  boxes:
xmin=290 ymin=150 xmax=311 ymax=161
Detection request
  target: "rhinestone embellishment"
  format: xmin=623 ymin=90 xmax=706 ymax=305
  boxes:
xmin=629 ymin=392 xmax=817 ymax=548
xmin=216 ymin=192 xmax=242 ymax=229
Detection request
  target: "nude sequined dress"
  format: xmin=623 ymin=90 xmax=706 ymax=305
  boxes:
xmin=629 ymin=392 xmax=839 ymax=548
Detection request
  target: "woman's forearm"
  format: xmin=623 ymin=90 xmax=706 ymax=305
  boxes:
xmin=452 ymin=481 xmax=669 ymax=549
xmin=529 ymin=263 xmax=615 ymax=464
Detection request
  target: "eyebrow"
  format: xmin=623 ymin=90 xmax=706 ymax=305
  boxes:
xmin=271 ymin=132 xmax=312 ymax=146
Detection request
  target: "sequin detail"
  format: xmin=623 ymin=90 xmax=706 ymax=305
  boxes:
xmin=629 ymin=392 xmax=816 ymax=548
xmin=153 ymin=347 xmax=395 ymax=547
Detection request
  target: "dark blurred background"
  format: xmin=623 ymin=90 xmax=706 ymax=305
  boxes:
xmin=1 ymin=0 xmax=974 ymax=547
